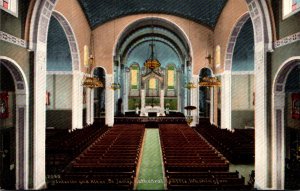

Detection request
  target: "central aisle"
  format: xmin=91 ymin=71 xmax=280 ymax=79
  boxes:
xmin=136 ymin=129 xmax=165 ymax=190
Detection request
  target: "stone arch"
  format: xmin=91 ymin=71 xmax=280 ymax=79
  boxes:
xmin=224 ymin=13 xmax=250 ymax=71
xmin=240 ymin=1 xmax=273 ymax=189
xmin=113 ymin=17 xmax=192 ymax=60
xmin=221 ymin=13 xmax=252 ymax=132
xmin=272 ymin=57 xmax=300 ymax=189
xmin=50 ymin=11 xmax=83 ymax=130
xmin=51 ymin=11 xmax=80 ymax=72
xmin=0 ymin=57 xmax=29 ymax=190
xmin=28 ymin=0 xmax=57 ymax=189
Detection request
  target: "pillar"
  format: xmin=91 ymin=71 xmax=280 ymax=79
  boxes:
xmin=221 ymin=71 xmax=232 ymax=130
xmin=160 ymin=89 xmax=165 ymax=116
xmin=272 ymin=92 xmax=285 ymax=189
xmin=191 ymin=75 xmax=198 ymax=126
xmin=140 ymin=89 xmax=145 ymax=116
xmin=72 ymin=71 xmax=83 ymax=129
xmin=105 ymin=74 xmax=114 ymax=126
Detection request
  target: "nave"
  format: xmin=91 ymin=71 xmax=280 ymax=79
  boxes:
xmin=45 ymin=119 xmax=254 ymax=190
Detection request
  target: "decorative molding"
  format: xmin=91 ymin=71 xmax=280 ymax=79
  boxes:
xmin=18 ymin=107 xmax=25 ymax=188
xmin=0 ymin=31 xmax=27 ymax=48
xmin=47 ymin=71 xmax=73 ymax=75
xmin=224 ymin=13 xmax=250 ymax=71
xmin=231 ymin=71 xmax=254 ymax=75
xmin=274 ymin=32 xmax=300 ymax=49
xmin=1 ymin=59 xmax=25 ymax=90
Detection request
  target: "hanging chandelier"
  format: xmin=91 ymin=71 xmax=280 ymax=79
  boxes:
xmin=111 ymin=82 xmax=121 ymax=90
xmin=82 ymin=76 xmax=103 ymax=88
xmin=184 ymin=106 xmax=196 ymax=125
xmin=81 ymin=41 xmax=104 ymax=89
xmin=185 ymin=82 xmax=197 ymax=89
xmin=144 ymin=43 xmax=161 ymax=70
xmin=144 ymin=22 xmax=161 ymax=70
xmin=81 ymin=33 xmax=104 ymax=89
xmin=199 ymin=76 xmax=221 ymax=87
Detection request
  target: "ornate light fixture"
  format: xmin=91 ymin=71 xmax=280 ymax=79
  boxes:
xmin=82 ymin=76 xmax=103 ymax=89
xmin=82 ymin=55 xmax=103 ymax=89
xmin=199 ymin=76 xmax=221 ymax=87
xmin=185 ymin=82 xmax=197 ymax=89
xmin=82 ymin=35 xmax=104 ymax=89
xmin=184 ymin=105 xmax=196 ymax=125
xmin=111 ymin=82 xmax=121 ymax=90
xmin=144 ymin=21 xmax=161 ymax=70
xmin=144 ymin=44 xmax=161 ymax=70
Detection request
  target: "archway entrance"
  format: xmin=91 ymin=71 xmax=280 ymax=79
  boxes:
xmin=0 ymin=58 xmax=29 ymax=190
xmin=93 ymin=67 xmax=106 ymax=123
xmin=199 ymin=68 xmax=213 ymax=118
xmin=114 ymin=17 xmax=191 ymax=118
xmin=273 ymin=58 xmax=300 ymax=190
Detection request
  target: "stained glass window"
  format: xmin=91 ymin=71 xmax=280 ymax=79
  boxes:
xmin=283 ymin=0 xmax=300 ymax=18
xmin=130 ymin=65 xmax=139 ymax=89
xmin=149 ymin=78 xmax=157 ymax=89
xmin=167 ymin=65 xmax=175 ymax=89
xmin=0 ymin=0 xmax=18 ymax=17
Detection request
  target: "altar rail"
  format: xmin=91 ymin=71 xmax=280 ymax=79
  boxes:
xmin=114 ymin=117 xmax=186 ymax=124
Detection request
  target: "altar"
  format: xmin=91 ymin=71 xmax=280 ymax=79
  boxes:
xmin=140 ymin=106 xmax=165 ymax=116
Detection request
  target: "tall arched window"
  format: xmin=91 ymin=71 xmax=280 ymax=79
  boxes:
xmin=215 ymin=45 xmax=221 ymax=68
xmin=283 ymin=0 xmax=300 ymax=19
xmin=167 ymin=65 xmax=175 ymax=89
xmin=130 ymin=65 xmax=139 ymax=89
xmin=149 ymin=78 xmax=157 ymax=89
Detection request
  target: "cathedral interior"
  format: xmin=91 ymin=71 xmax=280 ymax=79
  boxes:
xmin=0 ymin=0 xmax=300 ymax=190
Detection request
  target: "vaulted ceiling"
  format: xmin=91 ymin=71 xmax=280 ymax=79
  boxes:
xmin=77 ymin=0 xmax=228 ymax=29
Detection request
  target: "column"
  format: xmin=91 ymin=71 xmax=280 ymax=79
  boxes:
xmin=272 ymin=92 xmax=285 ymax=190
xmin=221 ymin=71 xmax=232 ymax=130
xmin=33 ymin=47 xmax=46 ymax=189
xmin=210 ymin=87 xmax=215 ymax=125
xmin=105 ymin=74 xmax=114 ymax=126
xmin=86 ymin=87 xmax=92 ymax=125
xmin=123 ymin=68 xmax=129 ymax=112
xmin=177 ymin=69 xmax=181 ymax=112
xmin=72 ymin=71 xmax=83 ymax=129
xmin=190 ymin=75 xmax=198 ymax=126
xmin=160 ymin=89 xmax=165 ymax=116
xmin=140 ymin=89 xmax=145 ymax=116
xmin=15 ymin=93 xmax=29 ymax=189
xmin=254 ymin=44 xmax=269 ymax=190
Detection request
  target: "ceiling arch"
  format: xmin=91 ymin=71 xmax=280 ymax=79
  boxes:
xmin=115 ymin=17 xmax=191 ymax=55
xmin=78 ymin=0 xmax=228 ymax=29
xmin=126 ymin=40 xmax=181 ymax=68
xmin=120 ymin=27 xmax=187 ymax=61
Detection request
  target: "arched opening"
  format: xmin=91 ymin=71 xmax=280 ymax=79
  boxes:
xmin=199 ymin=68 xmax=212 ymax=118
xmin=231 ymin=17 xmax=255 ymax=130
xmin=46 ymin=15 xmax=73 ymax=131
xmin=114 ymin=17 xmax=191 ymax=119
xmin=0 ymin=58 xmax=28 ymax=190
xmin=0 ymin=63 xmax=16 ymax=190
xmin=273 ymin=58 xmax=300 ymax=190
xmin=93 ymin=67 xmax=106 ymax=123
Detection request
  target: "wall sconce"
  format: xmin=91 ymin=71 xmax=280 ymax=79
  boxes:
xmin=111 ymin=83 xmax=121 ymax=90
